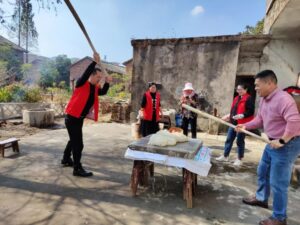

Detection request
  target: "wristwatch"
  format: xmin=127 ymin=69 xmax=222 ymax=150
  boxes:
xmin=279 ymin=138 xmax=286 ymax=145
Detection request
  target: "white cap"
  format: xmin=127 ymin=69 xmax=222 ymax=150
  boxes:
xmin=183 ymin=82 xmax=194 ymax=91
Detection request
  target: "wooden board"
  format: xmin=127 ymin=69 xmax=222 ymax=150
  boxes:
xmin=128 ymin=136 xmax=202 ymax=159
xmin=0 ymin=138 xmax=18 ymax=145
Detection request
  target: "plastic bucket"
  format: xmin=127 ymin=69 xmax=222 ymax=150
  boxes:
xmin=175 ymin=114 xmax=182 ymax=127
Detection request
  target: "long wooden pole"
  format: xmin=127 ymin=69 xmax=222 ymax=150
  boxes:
xmin=182 ymin=104 xmax=270 ymax=143
xmin=64 ymin=0 xmax=108 ymax=76
xmin=64 ymin=0 xmax=96 ymax=53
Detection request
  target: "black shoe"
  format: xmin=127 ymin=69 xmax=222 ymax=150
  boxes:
xmin=61 ymin=158 xmax=74 ymax=167
xmin=73 ymin=167 xmax=93 ymax=177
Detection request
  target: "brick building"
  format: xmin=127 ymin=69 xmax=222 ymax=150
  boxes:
xmin=122 ymin=58 xmax=133 ymax=75
xmin=69 ymin=56 xmax=126 ymax=90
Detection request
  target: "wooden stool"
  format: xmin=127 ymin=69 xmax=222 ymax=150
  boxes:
xmin=0 ymin=138 xmax=20 ymax=157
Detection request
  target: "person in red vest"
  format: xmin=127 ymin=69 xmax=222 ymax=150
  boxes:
xmin=139 ymin=82 xmax=163 ymax=137
xmin=283 ymin=85 xmax=300 ymax=113
xmin=216 ymin=83 xmax=254 ymax=166
xmin=283 ymin=85 xmax=300 ymax=96
xmin=62 ymin=53 xmax=112 ymax=177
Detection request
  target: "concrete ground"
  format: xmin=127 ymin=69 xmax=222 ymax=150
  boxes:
xmin=0 ymin=122 xmax=300 ymax=225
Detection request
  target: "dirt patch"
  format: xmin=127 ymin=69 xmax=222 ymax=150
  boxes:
xmin=0 ymin=118 xmax=65 ymax=140
xmin=0 ymin=113 xmax=115 ymax=140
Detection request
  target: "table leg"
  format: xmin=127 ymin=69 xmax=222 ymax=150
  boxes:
xmin=186 ymin=170 xmax=193 ymax=208
xmin=183 ymin=169 xmax=196 ymax=208
xmin=149 ymin=162 xmax=154 ymax=177
xmin=130 ymin=160 xmax=142 ymax=196
xmin=0 ymin=145 xmax=4 ymax=158
xmin=139 ymin=162 xmax=147 ymax=186
xmin=192 ymin=173 xmax=197 ymax=196
xmin=130 ymin=160 xmax=151 ymax=196
xmin=183 ymin=168 xmax=186 ymax=200
xmin=142 ymin=161 xmax=154 ymax=186
xmin=13 ymin=141 xmax=19 ymax=153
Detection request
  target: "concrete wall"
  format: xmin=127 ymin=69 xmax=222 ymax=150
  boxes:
xmin=264 ymin=0 xmax=300 ymax=38
xmin=264 ymin=0 xmax=289 ymax=34
xmin=260 ymin=39 xmax=300 ymax=88
xmin=236 ymin=57 xmax=260 ymax=76
xmin=266 ymin=0 xmax=275 ymax=12
xmin=131 ymin=39 xmax=240 ymax=118
xmin=0 ymin=103 xmax=51 ymax=120
xmin=0 ymin=102 xmax=68 ymax=119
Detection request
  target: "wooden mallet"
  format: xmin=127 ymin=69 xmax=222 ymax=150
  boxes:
xmin=64 ymin=0 xmax=108 ymax=77
xmin=182 ymin=104 xmax=270 ymax=143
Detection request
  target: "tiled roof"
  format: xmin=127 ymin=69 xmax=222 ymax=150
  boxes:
xmin=122 ymin=58 xmax=133 ymax=66
xmin=0 ymin=35 xmax=26 ymax=52
xmin=71 ymin=56 xmax=126 ymax=75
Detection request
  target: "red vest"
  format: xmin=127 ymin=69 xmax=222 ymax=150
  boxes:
xmin=65 ymin=82 xmax=99 ymax=121
xmin=143 ymin=91 xmax=160 ymax=122
xmin=231 ymin=93 xmax=254 ymax=124
xmin=284 ymin=86 xmax=300 ymax=95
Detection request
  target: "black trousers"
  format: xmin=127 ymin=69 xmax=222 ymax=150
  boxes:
xmin=63 ymin=114 xmax=84 ymax=170
xmin=140 ymin=119 xmax=159 ymax=137
xmin=182 ymin=117 xmax=197 ymax=138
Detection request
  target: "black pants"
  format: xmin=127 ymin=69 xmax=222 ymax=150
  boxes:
xmin=182 ymin=117 xmax=197 ymax=138
xmin=140 ymin=119 xmax=159 ymax=137
xmin=63 ymin=114 xmax=84 ymax=170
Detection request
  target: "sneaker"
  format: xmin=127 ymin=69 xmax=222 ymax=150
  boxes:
xmin=216 ymin=155 xmax=229 ymax=162
xmin=61 ymin=158 xmax=74 ymax=167
xmin=233 ymin=159 xmax=243 ymax=166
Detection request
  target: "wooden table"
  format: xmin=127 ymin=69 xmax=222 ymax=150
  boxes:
xmin=127 ymin=136 xmax=205 ymax=208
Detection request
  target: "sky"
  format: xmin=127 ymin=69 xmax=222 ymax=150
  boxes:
xmin=0 ymin=0 xmax=266 ymax=63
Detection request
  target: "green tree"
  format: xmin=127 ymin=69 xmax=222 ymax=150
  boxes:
xmin=0 ymin=86 xmax=12 ymax=102
xmin=24 ymin=86 xmax=42 ymax=102
xmin=0 ymin=0 xmax=61 ymax=25
xmin=241 ymin=18 xmax=264 ymax=35
xmin=54 ymin=55 xmax=71 ymax=86
xmin=39 ymin=61 xmax=59 ymax=87
xmin=0 ymin=44 xmax=22 ymax=80
xmin=21 ymin=63 xmax=32 ymax=83
xmin=1 ymin=0 xmax=61 ymax=62
xmin=9 ymin=0 xmax=38 ymax=62
xmin=0 ymin=1 xmax=4 ymax=25
xmin=0 ymin=60 xmax=8 ymax=86
xmin=39 ymin=55 xmax=71 ymax=88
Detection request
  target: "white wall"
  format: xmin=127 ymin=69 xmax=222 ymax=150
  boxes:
xmin=260 ymin=39 xmax=300 ymax=88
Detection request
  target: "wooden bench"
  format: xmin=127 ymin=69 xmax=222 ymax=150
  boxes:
xmin=0 ymin=138 xmax=20 ymax=158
